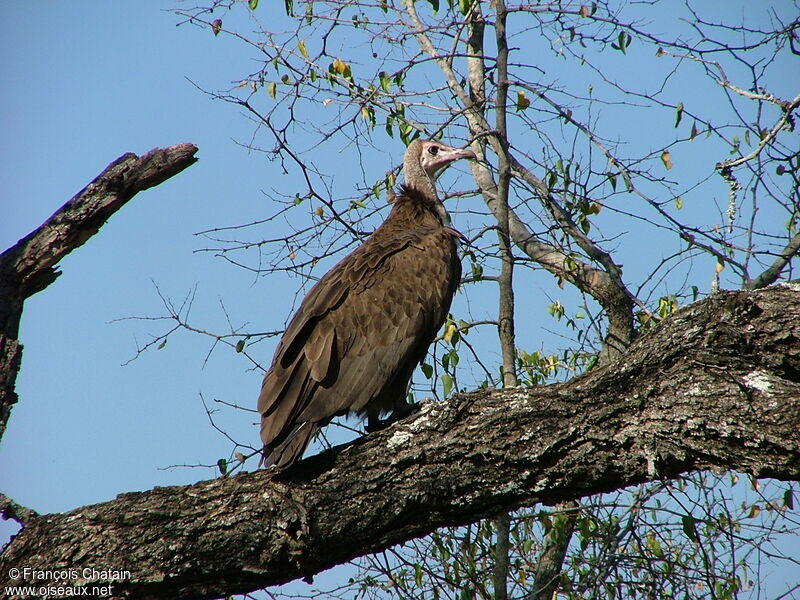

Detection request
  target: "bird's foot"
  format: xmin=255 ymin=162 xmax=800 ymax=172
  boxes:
xmin=365 ymin=402 xmax=421 ymax=433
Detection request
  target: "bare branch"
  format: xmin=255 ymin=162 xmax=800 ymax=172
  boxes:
xmin=0 ymin=143 xmax=199 ymax=443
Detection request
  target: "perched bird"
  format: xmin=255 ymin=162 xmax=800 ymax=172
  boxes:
xmin=258 ymin=139 xmax=476 ymax=468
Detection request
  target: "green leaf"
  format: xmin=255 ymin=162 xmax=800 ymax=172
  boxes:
xmin=217 ymin=458 xmax=228 ymax=476
xmin=235 ymin=339 xmax=246 ymax=353
xmin=448 ymin=347 xmax=460 ymax=366
xmin=399 ymin=121 xmax=414 ymax=145
xmin=426 ymin=0 xmax=439 ymax=12
xmin=471 ymin=262 xmax=483 ymax=281
xmin=784 ymin=488 xmax=794 ymax=509
xmin=421 ymin=362 xmax=434 ymax=379
xmin=248 ymin=0 xmax=259 ymax=10
xmin=622 ymin=171 xmax=633 ymax=192
xmin=157 ymin=338 xmax=167 ymax=350
xmin=379 ymin=71 xmax=391 ymax=93
xmin=681 ymin=515 xmax=698 ymax=542
xmin=612 ymin=31 xmax=629 ymax=54
xmin=674 ymin=102 xmax=684 ymax=128
xmin=441 ymin=373 xmax=453 ymax=398
xmin=297 ymin=40 xmax=308 ymax=59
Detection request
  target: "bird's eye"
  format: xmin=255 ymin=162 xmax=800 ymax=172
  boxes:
xmin=427 ymin=146 xmax=439 ymax=156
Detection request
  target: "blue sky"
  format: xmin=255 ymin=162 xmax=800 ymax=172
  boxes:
xmin=1 ymin=2 xmax=271 ymax=517
xmin=2 ymin=1 xmax=798 ymax=596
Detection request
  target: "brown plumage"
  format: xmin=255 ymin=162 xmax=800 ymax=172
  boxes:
xmin=258 ymin=139 xmax=476 ymax=468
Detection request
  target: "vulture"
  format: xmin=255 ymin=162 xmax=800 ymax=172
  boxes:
xmin=258 ymin=138 xmax=476 ymax=468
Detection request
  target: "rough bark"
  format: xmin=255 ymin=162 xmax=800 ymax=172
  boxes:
xmin=0 ymin=143 xmax=199 ymax=442
xmin=2 ymin=284 xmax=798 ymax=600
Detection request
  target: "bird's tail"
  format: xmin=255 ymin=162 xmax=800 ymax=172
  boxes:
xmin=261 ymin=422 xmax=319 ymax=469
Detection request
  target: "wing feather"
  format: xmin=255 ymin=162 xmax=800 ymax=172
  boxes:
xmin=258 ymin=207 xmax=461 ymax=466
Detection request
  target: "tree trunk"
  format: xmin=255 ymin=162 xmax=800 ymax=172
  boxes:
xmin=0 ymin=143 xmax=198 ymax=442
xmin=1 ymin=284 xmax=797 ymax=600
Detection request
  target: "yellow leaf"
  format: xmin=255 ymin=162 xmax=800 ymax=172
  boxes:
xmin=298 ymin=39 xmax=308 ymax=58
xmin=314 ymin=206 xmax=324 ymax=217
xmin=516 ymin=90 xmax=530 ymax=111
xmin=661 ymin=149 xmax=673 ymax=170
xmin=361 ymin=106 xmax=370 ymax=121
xmin=715 ymin=259 xmax=724 ymax=273
xmin=675 ymin=196 xmax=683 ymax=210
xmin=288 ymin=249 xmax=296 ymax=260
xmin=333 ymin=57 xmax=348 ymax=75
xmin=443 ymin=323 xmax=456 ymax=344
xmin=268 ymin=82 xmax=277 ymax=99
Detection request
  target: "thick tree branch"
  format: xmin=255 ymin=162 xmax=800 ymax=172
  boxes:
xmin=745 ymin=233 xmax=800 ymax=290
xmin=527 ymin=500 xmax=579 ymax=600
xmin=1 ymin=285 xmax=798 ymax=600
xmin=0 ymin=494 xmax=39 ymax=527
xmin=0 ymin=143 xmax=199 ymax=443
xmin=1 ymin=143 xmax=199 ymax=299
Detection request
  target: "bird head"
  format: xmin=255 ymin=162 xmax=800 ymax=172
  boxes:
xmin=414 ymin=139 xmax=477 ymax=181
xmin=404 ymin=139 xmax=476 ymax=198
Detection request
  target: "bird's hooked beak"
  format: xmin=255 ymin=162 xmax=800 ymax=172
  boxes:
xmin=421 ymin=141 xmax=477 ymax=181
